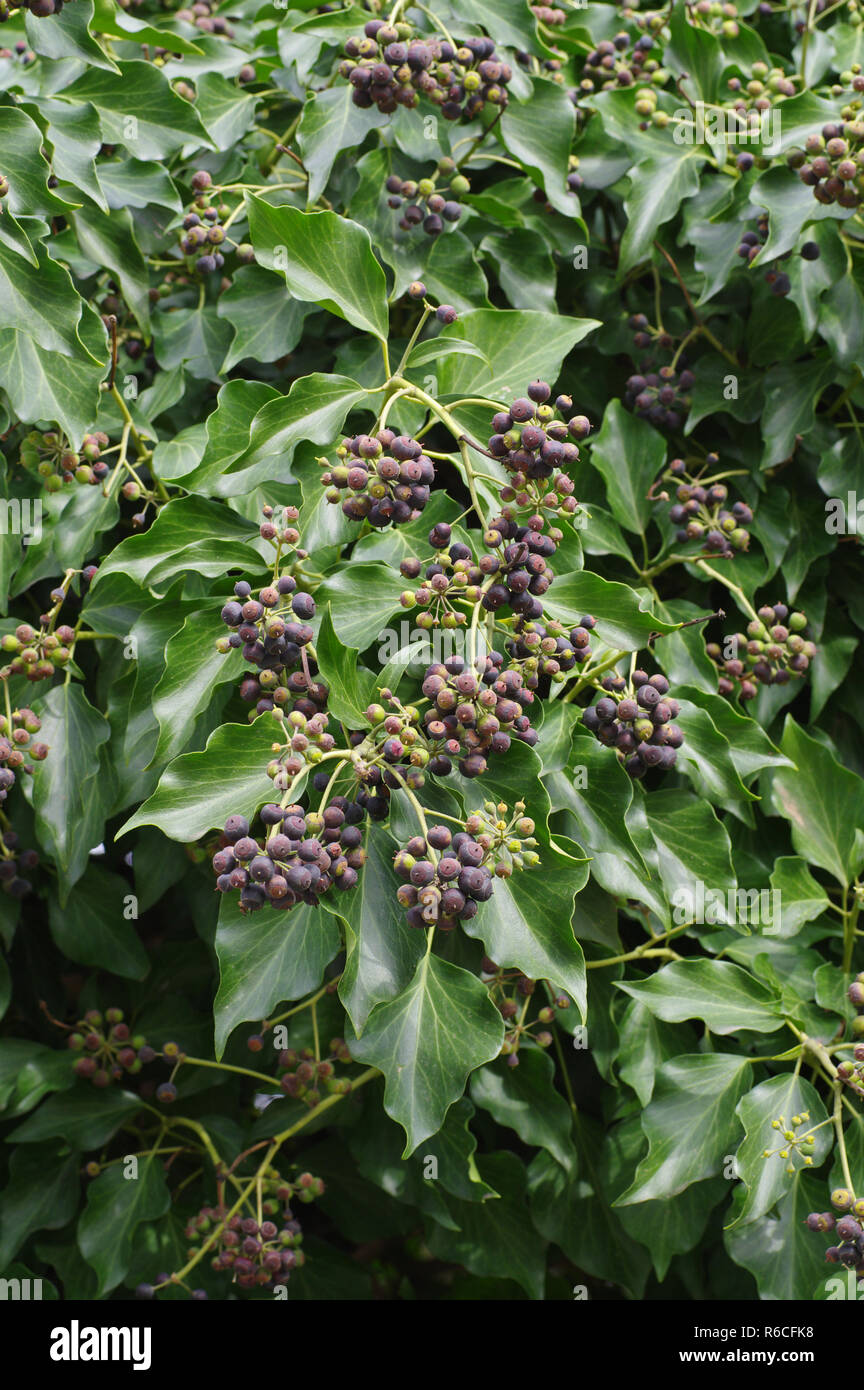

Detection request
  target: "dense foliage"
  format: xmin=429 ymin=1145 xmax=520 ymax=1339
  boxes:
xmin=1 ymin=0 xmax=864 ymax=1304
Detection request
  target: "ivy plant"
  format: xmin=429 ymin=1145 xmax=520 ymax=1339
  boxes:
xmin=0 ymin=0 xmax=863 ymax=1304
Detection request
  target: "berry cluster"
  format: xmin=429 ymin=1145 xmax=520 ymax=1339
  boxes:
xmin=321 ymin=429 xmax=435 ymax=526
xmin=808 ymin=1188 xmax=864 ymax=1278
xmin=214 ymin=804 xmax=365 ymax=913
xmin=487 ymin=381 xmax=590 ymax=480
xmin=395 ymin=823 xmax=507 ymax=931
xmin=477 ymin=519 xmax=559 ymax=619
xmin=578 ymin=30 xmax=666 ymax=93
xmin=0 ymin=0 xmax=67 ymax=17
xmin=0 ymin=830 xmax=38 ymax=898
xmin=726 ymin=61 xmax=797 ymax=132
xmin=218 ymin=579 xmax=315 ymax=677
xmin=1 ymin=622 xmax=75 ymax=683
xmin=67 ymin=1008 xmax=153 ymax=1088
xmin=735 ymin=215 xmax=818 ymax=297
xmin=19 ymin=429 xmax=110 ymax=492
xmin=420 ymin=654 xmax=538 ymax=777
xmin=707 ymin=605 xmax=816 ymax=700
xmin=174 ymin=0 xmax=235 ymax=38
xmin=506 ymin=616 xmax=595 ymax=680
xmin=624 ymin=364 xmax=693 ymax=431
xmin=787 ymin=121 xmax=864 ymax=209
xmin=687 ymin=0 xmax=740 ymax=37
xmin=582 ymin=669 xmax=684 ymax=778
xmin=273 ymin=1038 xmax=353 ymax=1106
xmin=340 ymin=22 xmax=512 ymax=118
xmin=662 ymin=456 xmax=752 ymax=557
xmin=178 ymin=172 xmax=229 ymax=276
xmin=386 ymin=159 xmax=469 ymax=236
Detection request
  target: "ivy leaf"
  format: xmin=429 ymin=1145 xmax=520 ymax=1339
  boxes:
xmin=48 ymin=868 xmax=148 ymax=980
xmin=246 ymin=198 xmax=389 ymax=342
xmin=297 ymin=85 xmax=389 ymax=205
xmin=23 ymin=684 xmax=113 ymax=902
xmin=201 ymin=373 xmax=369 ymax=498
xmin=92 ymin=495 xmax=258 ymax=590
xmin=615 ymin=1053 xmax=752 ymax=1204
xmin=529 ymin=1123 xmax=651 ymax=1299
xmin=471 ymin=1048 xmax=575 ymax=1174
xmin=62 ymin=61 xmax=213 ymax=159
xmin=499 ymin=77 xmax=577 ymax=217
xmin=725 ymin=1173 xmax=830 ymax=1300
xmin=339 ymin=822 xmax=425 ymax=1036
xmin=769 ymin=857 xmax=831 ymax=936
xmin=763 ymin=716 xmax=864 ymax=887
xmin=316 ymin=562 xmax=404 ymax=649
xmin=118 ymin=718 xmax=281 ymax=842
xmin=543 ymin=571 xmax=677 ymax=650
xmin=309 ymin=605 xmax=368 ymax=727
xmin=617 ymin=960 xmax=784 ymax=1035
xmin=214 ymin=896 xmax=343 ymax=1058
xmin=346 ymin=953 xmax=504 ymax=1155
xmin=437 ymin=309 xmax=600 ymax=403
xmin=77 ymin=1158 xmax=170 ymax=1296
xmin=217 ymin=267 xmax=312 ymax=373
xmin=585 ymin=399 xmax=666 ymax=535
xmin=426 ymin=1153 xmax=548 ymax=1300
xmin=0 ymin=1148 xmax=80 ymax=1267
xmin=150 ymin=608 xmax=243 ymax=765
xmin=461 ymin=846 xmax=588 ymax=1020
xmin=9 ymin=1087 xmax=142 ymax=1149
xmin=731 ymin=1074 xmax=831 ymax=1228
xmin=619 ymin=150 xmax=703 ymax=274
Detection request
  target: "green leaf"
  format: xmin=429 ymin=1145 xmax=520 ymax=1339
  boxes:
xmin=191 ymin=373 xmax=368 ymax=498
xmin=585 ymin=399 xmax=667 ymax=535
xmin=0 ymin=1148 xmax=80 ymax=1267
xmin=214 ymin=895 xmax=343 ymax=1058
xmin=725 ymin=1173 xmax=829 ymax=1300
xmin=151 ymin=608 xmax=243 ymax=765
xmin=78 ymin=1157 xmax=170 ymax=1296
xmin=615 ymin=1053 xmax=752 ymax=1204
xmin=543 ymin=571 xmax=678 ymax=650
xmin=48 ymin=868 xmax=148 ymax=980
xmin=499 ymin=78 xmax=578 ymax=217
xmin=297 ymin=85 xmax=389 ymax=205
xmin=763 ymin=716 xmax=864 ymax=887
xmin=10 ymin=1087 xmax=142 ymax=1149
xmin=71 ymin=205 xmax=151 ymax=337
xmin=153 ymin=303 xmax=233 ymax=381
xmin=340 ymin=820 xmax=425 ymax=1035
xmin=217 ymin=266 xmax=312 ymax=372
xmin=619 ymin=150 xmax=703 ymax=274
xmin=26 ymin=0 xmax=119 ymax=70
xmin=316 ymin=562 xmax=404 ymax=650
xmin=347 ymin=953 xmax=504 ymax=1155
xmin=437 ymin=309 xmax=600 ymax=403
xmin=471 ymin=1048 xmax=575 ymax=1174
xmin=62 ymin=61 xmax=213 ymax=159
xmin=23 ymin=685 xmax=113 ymax=902
xmin=461 ymin=846 xmax=588 ymax=1020
xmin=529 ymin=1122 xmax=651 ymax=1298
xmin=426 ymin=1153 xmax=548 ymax=1300
xmin=119 ymin=717 xmax=281 ymax=842
xmin=769 ymin=857 xmax=831 ymax=936
xmin=616 ymin=960 xmax=784 ymax=1035
xmin=246 ymin=197 xmax=389 ymax=341
xmin=92 ymin=495 xmax=258 ymax=590
xmin=731 ymin=1074 xmax=831 ymax=1227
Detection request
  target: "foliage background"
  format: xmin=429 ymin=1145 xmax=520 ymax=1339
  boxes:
xmin=0 ymin=0 xmax=863 ymax=1302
